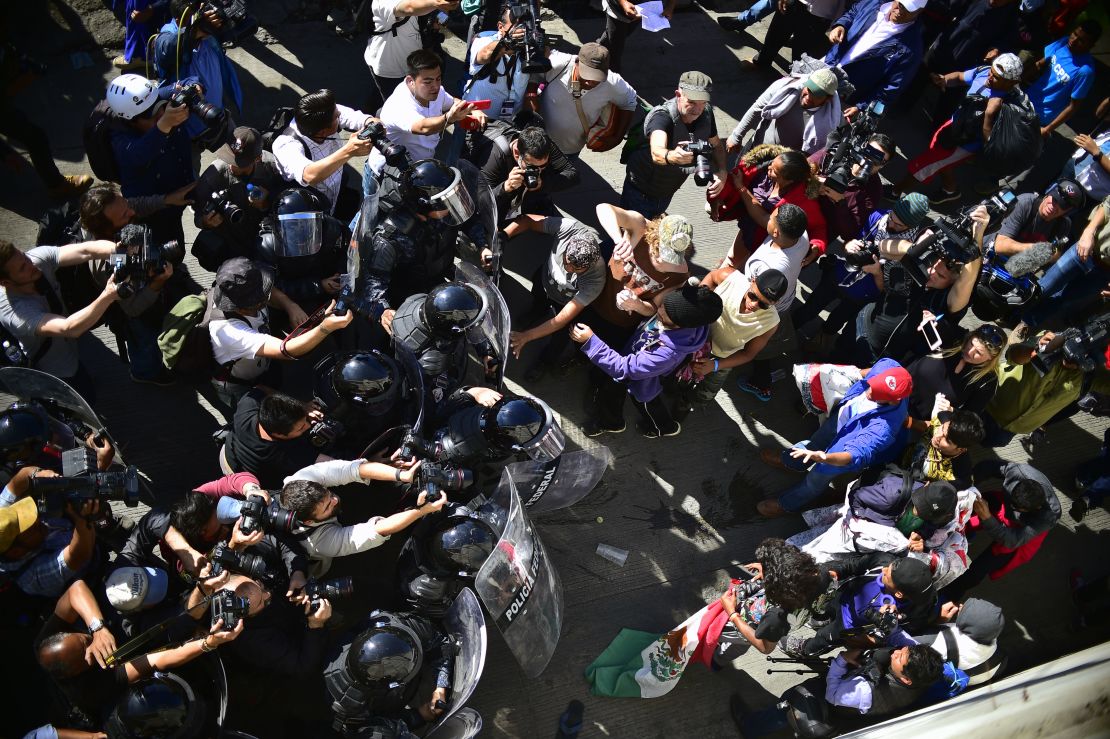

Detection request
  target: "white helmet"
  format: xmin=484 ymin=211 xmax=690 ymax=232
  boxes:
xmin=106 ymin=74 xmax=159 ymax=120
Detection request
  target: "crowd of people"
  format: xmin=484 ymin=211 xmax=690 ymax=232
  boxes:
xmin=0 ymin=0 xmax=1108 ymax=736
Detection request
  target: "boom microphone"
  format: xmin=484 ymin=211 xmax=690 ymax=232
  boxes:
xmin=1006 ymin=241 xmax=1057 ymax=278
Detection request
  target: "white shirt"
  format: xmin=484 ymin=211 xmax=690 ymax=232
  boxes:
xmin=539 ymin=51 xmax=638 ymax=156
xmin=209 ymin=311 xmax=270 ymax=381
xmin=368 ymin=81 xmax=455 ymax=174
xmin=285 ymin=459 xmax=387 ymax=578
xmin=743 ymin=234 xmax=810 ymax=312
xmin=465 ymin=33 xmax=533 ymax=122
xmin=363 ymin=0 xmax=423 ymax=79
xmin=924 ymin=626 xmax=1001 ymax=686
xmin=837 ymin=391 xmax=878 ymax=431
xmin=841 ymin=2 xmax=913 ymax=65
xmin=272 ymin=104 xmax=369 ymax=213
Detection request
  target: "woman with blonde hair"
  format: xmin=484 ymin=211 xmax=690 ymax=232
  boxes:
xmin=904 ymin=323 xmax=1005 ymax=433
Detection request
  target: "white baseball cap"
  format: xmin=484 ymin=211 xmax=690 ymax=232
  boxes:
xmin=105 ymin=566 xmax=169 ymax=613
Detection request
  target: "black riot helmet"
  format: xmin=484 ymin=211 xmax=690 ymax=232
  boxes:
xmin=274 ymin=187 xmax=328 ymax=258
xmin=402 ymin=159 xmax=476 ymax=225
xmin=427 ymin=510 xmax=498 ymax=576
xmin=103 ymin=672 xmax=205 ymax=739
xmin=0 ymin=404 xmax=55 ymax=464
xmin=424 ymin=283 xmax=484 ymax=339
xmin=346 ymin=611 xmax=424 ymax=692
xmin=331 ymin=351 xmax=401 ymax=415
xmin=481 ymin=396 xmax=565 ymax=462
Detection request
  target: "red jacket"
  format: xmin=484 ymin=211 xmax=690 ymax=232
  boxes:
xmin=709 ymin=160 xmax=829 ymax=255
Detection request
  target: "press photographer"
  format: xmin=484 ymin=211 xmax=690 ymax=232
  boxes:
xmin=463 ymin=4 xmax=546 ymax=124
xmin=193 ymin=126 xmax=292 ymax=272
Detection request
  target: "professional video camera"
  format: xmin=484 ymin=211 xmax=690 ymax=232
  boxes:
xmin=219 ymin=496 xmax=299 ymax=536
xmin=304 ymin=576 xmax=355 ymax=609
xmin=29 ymin=446 xmax=140 ymax=517
xmin=819 ymin=100 xmax=886 ymax=194
xmin=210 ymin=588 xmax=250 ymax=631
xmin=197 ymin=0 xmax=258 ymax=44
xmin=200 ymin=189 xmax=244 ymax=226
xmin=170 ymin=82 xmax=230 ymax=150
xmin=419 ymin=462 xmax=474 ymax=497
xmin=1031 ymin=312 xmax=1110 ymax=376
xmin=208 ymin=541 xmax=267 ymax=579
xmin=850 ymin=606 xmax=902 ymax=643
xmin=684 ymin=139 xmax=714 ymax=187
xmin=110 ymin=224 xmax=184 ymax=300
xmin=503 ymin=0 xmax=554 ymax=74
xmin=901 ymin=189 xmax=1016 ymax=288
xmin=358 ymin=120 xmax=411 ymax=169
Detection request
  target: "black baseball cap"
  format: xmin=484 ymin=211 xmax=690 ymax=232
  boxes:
xmin=218 ymin=126 xmax=263 ymax=168
xmin=1049 ymin=178 xmax=1084 ymax=211
xmin=890 ymin=557 xmax=932 ymax=598
xmin=911 ymin=481 xmax=957 ymax=526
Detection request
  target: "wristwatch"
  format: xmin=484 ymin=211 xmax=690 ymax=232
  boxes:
xmin=88 ymin=618 xmax=104 ymax=634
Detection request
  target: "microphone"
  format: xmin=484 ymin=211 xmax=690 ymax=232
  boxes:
xmin=1006 ymin=241 xmax=1057 ymax=278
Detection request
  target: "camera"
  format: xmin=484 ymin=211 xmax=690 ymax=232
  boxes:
xmin=210 ymin=588 xmax=250 ymax=631
xmin=820 ymin=100 xmax=886 ymax=194
xmin=684 ymin=139 xmax=714 ymax=187
xmin=901 ymin=189 xmax=1016 ymax=288
xmin=859 ymin=607 xmax=901 ymax=643
xmin=1031 ymin=312 xmax=1110 ymax=376
xmin=198 ymin=0 xmax=257 ymax=44
xmin=169 ymin=83 xmax=230 ymax=150
xmin=304 ymin=576 xmax=355 ymax=609
xmin=110 ymin=225 xmax=184 ymax=300
xmin=201 ymin=188 xmax=244 ymax=226
xmin=420 ymin=463 xmax=474 ymax=497
xmin=219 ymin=496 xmax=299 ymax=536
xmin=842 ymin=239 xmax=881 ymax=273
xmin=358 ymin=120 xmax=410 ymax=169
xmin=208 ymin=541 xmax=268 ymax=579
xmin=30 ymin=446 xmax=141 ymax=517
xmin=308 ymin=416 xmax=345 ymax=448
xmin=523 ymin=164 xmax=541 ymax=190
xmin=503 ymin=0 xmax=555 ymax=74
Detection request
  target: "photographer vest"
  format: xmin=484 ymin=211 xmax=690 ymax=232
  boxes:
xmin=625 ymin=99 xmax=712 ymax=201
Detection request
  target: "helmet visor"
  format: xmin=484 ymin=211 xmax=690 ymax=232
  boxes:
xmin=428 ymin=167 xmax=476 ymax=226
xmin=276 ymin=212 xmax=323 ymax=258
xmin=521 ymin=418 xmax=565 ymax=462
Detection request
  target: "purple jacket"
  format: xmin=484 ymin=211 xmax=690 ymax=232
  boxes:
xmin=582 ymin=319 xmax=709 ymax=402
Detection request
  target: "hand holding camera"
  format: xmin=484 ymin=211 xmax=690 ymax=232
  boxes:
xmin=207 ymin=616 xmax=245 ymax=644
xmin=669 ymin=142 xmax=696 ymax=166
xmin=158 ymin=98 xmax=191 ymax=133
xmin=305 ymin=598 xmax=333 ymax=629
xmin=417 ymin=489 xmax=449 ymax=515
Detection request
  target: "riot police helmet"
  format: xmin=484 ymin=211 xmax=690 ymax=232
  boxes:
xmin=424 ymin=282 xmax=485 ymax=339
xmin=0 ymin=404 xmax=52 ymax=464
xmin=330 ymin=351 xmax=401 ymax=415
xmin=103 ymin=672 xmax=204 ymax=738
xmin=481 ymin=396 xmax=565 ymax=462
xmin=402 ymin=159 xmax=475 ymax=226
xmin=427 ymin=512 xmax=498 ymax=576
xmin=347 ymin=612 xmax=424 ymax=691
xmin=274 ymin=187 xmax=328 ymax=258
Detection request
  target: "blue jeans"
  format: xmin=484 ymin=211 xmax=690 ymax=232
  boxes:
xmin=778 ymin=414 xmax=844 ymax=511
xmin=1024 ymin=243 xmax=1108 ymax=327
xmin=736 ymin=0 xmax=774 ymax=24
xmin=619 ymin=175 xmax=673 ymax=220
xmin=126 ymin=316 xmax=162 ymax=379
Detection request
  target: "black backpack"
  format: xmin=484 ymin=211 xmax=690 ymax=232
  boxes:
xmin=83 ymin=101 xmax=122 ymax=183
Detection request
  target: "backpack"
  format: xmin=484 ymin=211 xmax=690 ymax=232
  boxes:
xmin=83 ymin=100 xmax=122 ymax=183
xmin=157 ymin=293 xmax=246 ymax=380
xmin=261 ymin=106 xmax=297 ymax=153
xmin=979 ymin=92 xmax=1042 ymax=176
xmin=920 ymin=627 xmax=971 ymax=703
xmin=619 ymin=98 xmax=669 ymax=165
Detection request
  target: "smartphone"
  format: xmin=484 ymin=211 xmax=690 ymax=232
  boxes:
xmin=436 ymin=10 xmax=449 ymax=23
xmin=920 ymin=319 xmax=943 ymax=351
xmin=468 ymin=99 xmax=492 ymax=111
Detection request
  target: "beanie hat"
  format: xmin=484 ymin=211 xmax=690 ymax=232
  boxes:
xmin=892 ymin=193 xmax=929 ymax=227
xmin=867 ymin=366 xmax=913 ymax=403
xmin=955 ymin=598 xmax=1005 ymax=644
xmin=662 ymin=284 xmax=723 ymax=328
xmin=754 ymin=269 xmax=789 ymax=305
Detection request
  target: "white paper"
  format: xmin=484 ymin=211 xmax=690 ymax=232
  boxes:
xmin=637 ymin=1 xmax=670 ymax=32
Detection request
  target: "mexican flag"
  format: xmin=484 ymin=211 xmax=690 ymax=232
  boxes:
xmin=584 ymin=598 xmax=731 ymax=698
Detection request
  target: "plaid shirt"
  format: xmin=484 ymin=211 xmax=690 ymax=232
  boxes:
xmin=0 ymin=489 xmax=84 ymax=598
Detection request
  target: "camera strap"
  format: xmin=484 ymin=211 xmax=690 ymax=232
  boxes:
xmin=941 ymin=625 xmax=960 ymax=666
xmin=567 ymin=65 xmax=593 ymax=137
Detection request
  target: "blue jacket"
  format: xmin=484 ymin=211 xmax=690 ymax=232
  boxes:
xmin=824 ymin=0 xmax=924 ymax=107
xmin=109 ymin=121 xmax=194 ymax=198
xmin=154 ymin=20 xmax=243 ymax=140
xmin=815 ymin=358 xmax=909 ymax=476
xmin=582 ymin=319 xmax=709 ymax=403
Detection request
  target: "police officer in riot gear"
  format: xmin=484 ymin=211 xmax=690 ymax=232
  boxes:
xmin=103 ymin=672 xmax=208 ymax=738
xmin=0 ymin=402 xmax=114 ymax=474
xmin=257 ymin=187 xmax=349 ymax=314
xmin=354 ymin=158 xmax=492 ymax=335
xmin=323 ymin=610 xmax=455 ymax=737
xmin=395 ymin=503 xmax=498 ymax=616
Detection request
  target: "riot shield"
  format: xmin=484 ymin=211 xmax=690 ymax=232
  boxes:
xmin=394 ymin=342 xmax=426 ymax=436
xmin=474 ymin=471 xmax=563 ymax=678
xmin=426 ymin=587 xmax=487 ymax=737
xmin=455 ymin=260 xmax=510 ymax=388
xmin=425 ymin=708 xmax=482 ymax=739
xmin=454 ymin=159 xmax=500 ymax=282
xmin=507 ymin=445 xmax=613 ymax=516
xmin=0 ymin=367 xmax=122 ymax=463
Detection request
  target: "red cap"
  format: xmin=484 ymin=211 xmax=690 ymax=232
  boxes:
xmin=866 ymin=367 xmax=913 ymax=403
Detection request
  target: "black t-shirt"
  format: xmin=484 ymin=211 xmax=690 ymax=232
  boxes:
xmin=868 ymin=261 xmax=952 ymax=358
xmin=626 ymin=99 xmax=719 ymax=200
xmin=988 ymin=192 xmax=1072 ymax=253
xmin=225 ymin=390 xmax=319 ymax=489
xmin=34 ymin=615 xmax=129 ymax=723
xmin=907 ymin=352 xmax=997 ymax=419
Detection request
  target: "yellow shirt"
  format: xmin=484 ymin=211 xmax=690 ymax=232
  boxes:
xmin=710 ymin=271 xmax=780 ymax=358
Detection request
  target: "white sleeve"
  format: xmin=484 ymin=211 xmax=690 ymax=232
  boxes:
xmin=272 ymin=130 xmax=312 ymax=186
xmin=338 ymin=104 xmax=371 ymax=132
xmin=285 ymin=459 xmax=367 ymax=488
xmin=609 ymin=74 xmax=639 ymax=111
xmin=209 ymin=320 xmax=269 ymax=364
xmin=306 ymin=518 xmax=390 ymax=558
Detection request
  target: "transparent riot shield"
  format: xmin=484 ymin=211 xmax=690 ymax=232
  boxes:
xmin=394 ymin=342 xmax=427 ymax=436
xmin=455 ymin=261 xmax=510 ymax=388
xmin=453 ymin=159 xmax=500 ymax=282
xmin=426 ymin=587 xmax=487 ymax=737
xmin=506 ymin=445 xmax=613 ymax=516
xmin=474 ymin=471 xmax=563 ymax=678
xmin=425 ymin=708 xmax=482 ymax=739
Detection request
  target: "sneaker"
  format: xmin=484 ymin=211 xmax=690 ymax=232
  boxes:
xmin=130 ymin=368 xmax=175 ymax=387
xmin=737 ymin=379 xmax=772 ymax=402
xmin=928 ymin=187 xmax=961 ymax=206
xmin=756 ymin=498 xmax=788 ymax=518
xmin=582 ymin=418 xmax=625 ymax=437
xmin=111 ymin=55 xmax=145 ymax=70
xmin=778 ymin=634 xmax=811 ymax=659
xmin=47 ymin=174 xmax=93 ymax=199
xmin=636 ymin=420 xmax=681 ymax=438
xmin=1021 ymin=427 xmax=1047 ymax=454
xmin=717 ymin=16 xmax=746 ymax=33
xmin=807 ymin=613 xmax=832 ymax=629
xmin=1069 ymin=495 xmax=1090 ymax=522
xmin=759 ymin=448 xmax=790 ymax=471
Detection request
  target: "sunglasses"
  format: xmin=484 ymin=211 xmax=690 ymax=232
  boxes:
xmin=747 ymin=290 xmax=771 ymax=310
xmin=975 ymin=325 xmax=1006 ymax=353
